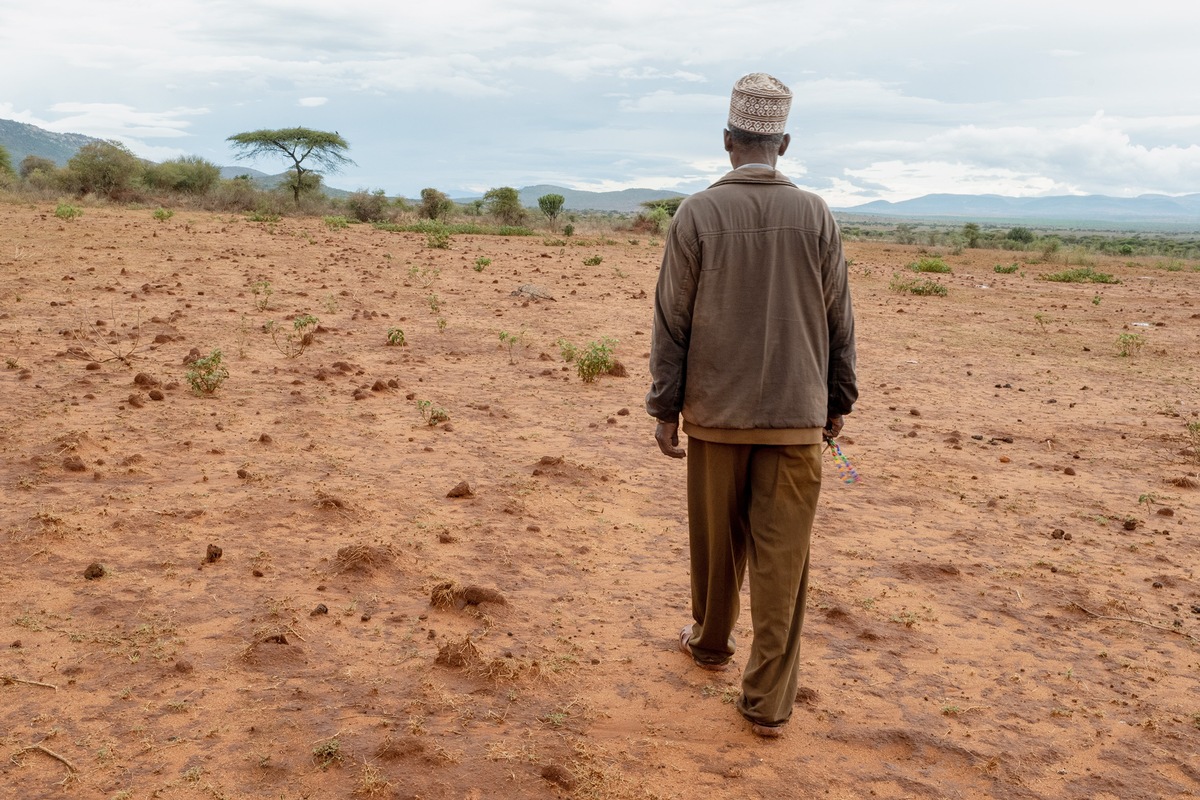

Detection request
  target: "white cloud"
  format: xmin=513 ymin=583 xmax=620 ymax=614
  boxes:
xmin=298 ymin=97 xmax=328 ymax=107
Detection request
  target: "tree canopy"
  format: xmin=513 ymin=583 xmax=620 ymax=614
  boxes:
xmin=537 ymin=193 xmax=565 ymax=226
xmin=226 ymin=127 xmax=352 ymax=203
xmin=484 ymin=187 xmax=526 ymax=225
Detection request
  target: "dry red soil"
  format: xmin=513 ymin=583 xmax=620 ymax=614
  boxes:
xmin=1 ymin=204 xmax=1198 ymax=800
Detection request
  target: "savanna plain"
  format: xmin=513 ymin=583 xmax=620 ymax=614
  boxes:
xmin=1 ymin=204 xmax=1198 ymax=800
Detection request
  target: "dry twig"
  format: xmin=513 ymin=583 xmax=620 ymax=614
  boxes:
xmin=14 ymin=743 xmax=78 ymax=776
xmin=2 ymin=675 xmax=58 ymax=690
xmin=1071 ymin=602 xmax=1197 ymax=642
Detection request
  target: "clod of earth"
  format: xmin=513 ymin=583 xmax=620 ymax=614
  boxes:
xmin=446 ymin=480 xmax=474 ymax=498
xmin=83 ymin=563 xmax=106 ymax=580
xmin=430 ymin=581 xmax=506 ymax=609
xmin=149 ymin=389 xmax=164 ymax=401
xmin=206 ymin=544 xmax=222 ymax=563
xmin=63 ymin=456 xmax=87 ymax=472
xmin=311 ymin=604 xmax=329 ymax=616
xmin=541 ymin=764 xmax=577 ymax=790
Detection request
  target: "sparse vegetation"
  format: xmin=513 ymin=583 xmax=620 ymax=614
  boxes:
xmin=1115 ymin=331 xmax=1145 ymax=357
xmin=417 ymin=399 xmax=449 ymax=425
xmin=55 ymin=203 xmax=82 ymax=221
xmin=267 ymin=314 xmax=319 ymax=358
xmin=152 ymin=207 xmax=174 ymax=222
xmin=583 ymin=255 xmax=603 ymax=266
xmin=1041 ymin=266 xmax=1119 ymax=284
xmin=185 ymin=350 xmax=229 ymax=394
xmin=576 ymin=337 xmax=618 ymax=383
xmin=324 ymin=215 xmax=350 ymax=230
xmin=473 ymin=256 xmax=491 ymax=272
xmin=251 ymin=280 xmax=273 ymax=310
xmin=889 ymin=274 xmax=948 ymax=296
xmin=386 ymin=328 xmax=407 ymax=347
xmin=993 ymin=263 xmax=1019 ymax=274
xmin=908 ymin=256 xmax=951 ymax=273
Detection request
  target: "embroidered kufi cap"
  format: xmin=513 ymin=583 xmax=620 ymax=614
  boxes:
xmin=728 ymin=73 xmax=792 ymax=135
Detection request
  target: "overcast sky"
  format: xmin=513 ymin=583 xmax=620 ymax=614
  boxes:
xmin=2 ymin=0 xmax=1198 ymax=207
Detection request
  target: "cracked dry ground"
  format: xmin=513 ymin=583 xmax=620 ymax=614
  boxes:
xmin=1 ymin=204 xmax=1198 ymax=799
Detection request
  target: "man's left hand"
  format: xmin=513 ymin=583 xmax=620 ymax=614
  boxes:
xmin=824 ymin=415 xmax=845 ymax=440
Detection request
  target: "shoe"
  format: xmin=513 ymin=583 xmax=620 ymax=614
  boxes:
xmin=678 ymin=624 xmax=730 ymax=672
xmin=749 ymin=721 xmax=785 ymax=739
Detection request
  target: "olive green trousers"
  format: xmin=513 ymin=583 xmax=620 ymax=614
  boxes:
xmin=684 ymin=439 xmax=822 ymax=727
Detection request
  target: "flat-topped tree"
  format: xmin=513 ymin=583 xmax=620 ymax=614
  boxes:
xmin=226 ymin=127 xmax=353 ymax=203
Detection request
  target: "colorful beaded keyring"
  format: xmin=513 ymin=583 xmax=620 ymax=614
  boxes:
xmin=824 ymin=438 xmax=860 ymax=485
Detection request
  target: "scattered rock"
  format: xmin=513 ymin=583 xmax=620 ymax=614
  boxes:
xmin=371 ymin=379 xmax=388 ymax=391
xmin=795 ymin=686 xmax=819 ymax=705
xmin=1156 ymin=507 xmax=1175 ymax=517
xmin=148 ymin=389 xmax=164 ymax=401
xmin=1123 ymin=519 xmax=1138 ymax=531
xmin=446 ymin=480 xmax=474 ymax=498
xmin=83 ymin=562 xmax=106 ymax=580
xmin=258 ymin=433 xmax=273 ymax=444
xmin=236 ymin=468 xmax=250 ymax=479
xmin=133 ymin=372 xmax=159 ymax=387
xmin=311 ymin=603 xmax=329 ymax=616
xmin=1063 ymin=467 xmax=1076 ymax=476
xmin=438 ymin=531 xmax=457 ymax=544
xmin=127 ymin=393 xmax=145 ymax=408
xmin=182 ymin=347 xmax=202 ymax=365
xmin=206 ymin=544 xmax=223 ymax=563
xmin=1051 ymin=528 xmax=1066 ymax=539
xmin=85 ymin=362 xmax=101 ymax=371
xmin=64 ymin=455 xmax=87 ymax=472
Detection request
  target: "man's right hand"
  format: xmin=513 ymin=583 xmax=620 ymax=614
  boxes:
xmin=655 ymin=420 xmax=686 ymax=459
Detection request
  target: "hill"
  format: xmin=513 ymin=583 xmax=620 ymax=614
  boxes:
xmin=839 ymin=192 xmax=1200 ymax=226
xmin=0 ymin=118 xmax=102 ymax=167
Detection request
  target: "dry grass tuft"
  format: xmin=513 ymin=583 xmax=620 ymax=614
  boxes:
xmin=430 ymin=580 xmax=506 ymax=609
xmin=335 ymin=543 xmax=396 ymax=573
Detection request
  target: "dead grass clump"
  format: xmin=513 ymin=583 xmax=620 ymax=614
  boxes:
xmin=315 ymin=490 xmax=347 ymax=509
xmin=1168 ymin=475 xmax=1197 ymax=488
xmin=430 ymin=581 xmax=506 ymax=609
xmin=335 ymin=544 xmax=396 ymax=574
xmin=435 ymin=635 xmax=539 ymax=682
xmin=374 ymin=736 xmax=426 ymax=761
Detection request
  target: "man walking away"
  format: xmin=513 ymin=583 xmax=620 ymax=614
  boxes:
xmin=646 ymin=72 xmax=857 ymax=738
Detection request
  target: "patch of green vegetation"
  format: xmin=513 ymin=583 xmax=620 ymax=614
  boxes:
xmin=152 ymin=207 xmax=174 ymax=222
xmin=993 ymin=263 xmax=1020 ymax=274
xmin=908 ymin=256 xmax=951 ymax=273
xmin=185 ymin=350 xmax=228 ymax=395
xmin=1040 ymin=266 xmax=1119 ymax=284
xmin=323 ymin=215 xmax=350 ymax=230
xmin=55 ymin=203 xmax=82 ymax=221
xmin=1115 ymin=332 xmax=1145 ymax=357
xmin=576 ymin=337 xmax=618 ymax=383
xmin=889 ymin=274 xmax=948 ymax=296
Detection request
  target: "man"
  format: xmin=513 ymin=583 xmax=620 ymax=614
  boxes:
xmin=646 ymin=73 xmax=857 ymax=738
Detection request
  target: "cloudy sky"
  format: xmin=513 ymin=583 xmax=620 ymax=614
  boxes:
xmin=2 ymin=0 xmax=1198 ymax=206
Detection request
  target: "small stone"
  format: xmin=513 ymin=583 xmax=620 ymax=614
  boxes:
xmin=252 ymin=569 xmax=264 ymax=578
xmin=64 ymin=455 xmax=87 ymax=472
xmin=236 ymin=468 xmax=250 ymax=479
xmin=206 ymin=544 xmax=222 ymax=563
xmin=83 ymin=562 xmax=106 ymax=580
xmin=258 ymin=433 xmax=273 ymax=444
xmin=311 ymin=604 xmax=329 ymax=616
xmin=999 ymin=456 xmax=1011 ymax=463
xmin=1063 ymin=467 xmax=1076 ymax=476
xmin=148 ymin=389 xmax=164 ymax=401
xmin=1123 ymin=519 xmax=1138 ymax=531
xmin=446 ymin=480 xmax=474 ymax=498
xmin=1152 ymin=581 xmax=1164 ymax=589
xmin=1051 ymin=528 xmax=1065 ymax=539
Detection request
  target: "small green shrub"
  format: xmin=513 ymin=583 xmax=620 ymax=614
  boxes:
xmin=1041 ymin=266 xmax=1119 ymax=284
xmin=993 ymin=263 xmax=1019 ymax=274
xmin=185 ymin=350 xmax=229 ymax=394
xmin=426 ymin=228 xmax=451 ymax=249
xmin=247 ymin=210 xmax=281 ymax=223
xmin=386 ymin=328 xmax=406 ymax=346
xmin=323 ymin=215 xmax=350 ymax=230
xmin=251 ymin=280 xmax=273 ymax=311
xmin=498 ymin=330 xmax=526 ymax=364
xmin=583 ymin=255 xmax=603 ymax=266
xmin=152 ymin=207 xmax=174 ymax=222
xmin=556 ymin=338 xmax=579 ymax=363
xmin=1114 ymin=332 xmax=1144 ymax=357
xmin=55 ymin=203 xmax=82 ymax=221
xmin=889 ymin=274 xmax=948 ymax=296
xmin=908 ymin=256 xmax=951 ymax=273
xmin=563 ymin=224 xmax=575 ymax=237
xmin=417 ymin=399 xmax=449 ymax=426
xmin=474 ymin=256 xmax=491 ymax=272
xmin=577 ymin=337 xmax=618 ymax=383
xmin=267 ymin=314 xmax=319 ymax=358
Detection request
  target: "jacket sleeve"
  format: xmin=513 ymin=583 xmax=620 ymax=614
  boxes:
xmin=645 ymin=209 xmax=700 ymax=421
xmin=822 ymin=221 xmax=858 ymax=418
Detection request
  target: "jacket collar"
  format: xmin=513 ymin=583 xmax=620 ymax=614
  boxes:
xmin=711 ymin=166 xmax=797 ymax=189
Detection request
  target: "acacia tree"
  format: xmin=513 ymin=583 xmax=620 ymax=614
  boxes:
xmin=226 ymin=127 xmax=352 ymax=203
xmin=483 ymin=186 xmax=526 ymax=225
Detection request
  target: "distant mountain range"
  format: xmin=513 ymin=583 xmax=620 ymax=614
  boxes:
xmin=6 ymin=116 xmax=1196 ymax=223
xmin=0 ymin=118 xmax=100 ymax=167
xmin=838 ymin=193 xmax=1200 ymax=225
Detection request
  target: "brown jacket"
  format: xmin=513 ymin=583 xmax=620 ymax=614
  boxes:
xmin=645 ymin=167 xmax=857 ymax=438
